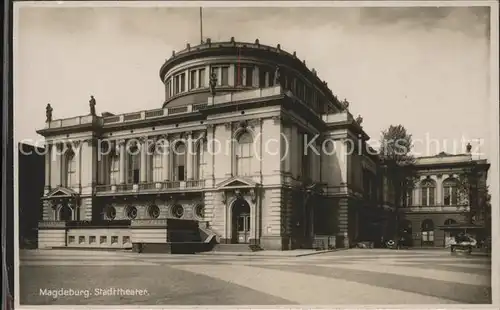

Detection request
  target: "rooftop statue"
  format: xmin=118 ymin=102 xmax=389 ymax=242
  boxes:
xmin=89 ymin=95 xmax=96 ymax=116
xmin=355 ymin=114 xmax=363 ymax=126
xmin=274 ymin=66 xmax=281 ymax=86
xmin=45 ymin=103 xmax=53 ymax=123
xmin=341 ymin=98 xmax=350 ymax=111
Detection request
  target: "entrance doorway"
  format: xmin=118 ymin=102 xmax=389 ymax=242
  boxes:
xmin=232 ymin=198 xmax=251 ymax=244
xmin=443 ymin=219 xmax=457 ymax=247
xmin=59 ymin=203 xmax=73 ymax=221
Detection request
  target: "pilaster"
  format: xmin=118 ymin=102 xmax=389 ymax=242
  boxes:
xmin=140 ymin=137 xmax=147 ymax=183
xmin=73 ymin=141 xmax=82 ymax=190
xmin=44 ymin=142 xmax=51 ymax=193
xmin=118 ymin=139 xmax=126 ymax=184
xmin=81 ymin=138 xmax=97 ymax=195
xmin=161 ymin=136 xmax=169 ymax=181
xmin=186 ymin=131 xmax=194 ymax=180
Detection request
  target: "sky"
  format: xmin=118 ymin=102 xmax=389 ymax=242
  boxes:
xmin=14 ymin=4 xmax=493 ymax=159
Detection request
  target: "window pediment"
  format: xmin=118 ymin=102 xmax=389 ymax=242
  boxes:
xmin=45 ymin=186 xmax=78 ymax=198
xmin=216 ymin=176 xmax=259 ymax=189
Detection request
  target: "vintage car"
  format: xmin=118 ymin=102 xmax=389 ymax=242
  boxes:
xmin=450 ymin=233 xmax=477 ymax=254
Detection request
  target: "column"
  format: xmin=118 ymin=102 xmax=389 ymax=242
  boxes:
xmin=205 ymin=125 xmax=215 ymax=186
xmin=186 ymin=132 xmax=193 ymax=180
xmin=118 ymin=140 xmax=126 ymax=184
xmin=140 ymin=138 xmax=147 ymax=183
xmin=44 ymin=142 xmax=51 ymax=191
xmin=205 ymin=65 xmax=210 ymax=86
xmin=435 ymin=175 xmax=443 ymax=205
xmin=146 ymin=152 xmax=151 ymax=182
xmin=228 ymin=64 xmax=235 ymax=87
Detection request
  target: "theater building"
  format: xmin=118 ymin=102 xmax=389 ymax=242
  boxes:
xmin=399 ymin=152 xmax=489 ymax=248
xmin=35 ymin=38 xmax=484 ymax=251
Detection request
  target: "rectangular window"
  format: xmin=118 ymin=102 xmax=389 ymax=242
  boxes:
xmin=190 ymin=70 xmax=196 ymax=90
xmin=429 ymin=188 xmax=435 ymax=205
xmin=221 ymin=67 xmax=229 ymax=85
xmin=268 ymin=71 xmax=275 ymax=87
xmin=180 ymin=73 xmax=186 ymax=92
xmin=259 ymin=70 xmax=266 ymax=88
xmin=127 ymin=154 xmax=140 ymax=184
xmin=198 ymin=68 xmax=206 ymax=87
xmin=153 ymin=153 xmax=163 ymax=182
xmin=245 ymin=67 xmax=253 ymax=86
xmin=422 ymin=189 xmax=428 ymax=206
xmin=422 ymin=231 xmax=434 ymax=241
xmin=406 ymin=189 xmax=413 ymax=206
xmin=177 ymin=165 xmax=185 ymax=181
xmin=110 ymin=155 xmax=120 ymax=185
xmin=166 ymin=80 xmax=171 ymax=99
xmin=174 ymin=76 xmax=179 ymax=95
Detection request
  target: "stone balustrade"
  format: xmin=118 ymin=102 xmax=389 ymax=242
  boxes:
xmin=45 ymin=86 xmax=284 ymax=130
xmin=94 ymin=180 xmax=205 ymax=195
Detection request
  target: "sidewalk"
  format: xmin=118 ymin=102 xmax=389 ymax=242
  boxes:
xmin=196 ymin=248 xmax=344 ymax=257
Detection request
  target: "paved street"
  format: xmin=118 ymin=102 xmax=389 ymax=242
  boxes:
xmin=19 ymin=248 xmax=492 ymax=305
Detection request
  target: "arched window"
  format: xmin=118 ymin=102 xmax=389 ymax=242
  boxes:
xmin=108 ymin=152 xmax=120 ymax=185
xmin=173 ymin=142 xmax=186 ymax=181
xmin=443 ymin=178 xmax=459 ymax=206
xmin=65 ymin=149 xmax=77 ymax=187
xmin=194 ymin=140 xmax=207 ymax=180
xmin=421 ymin=219 xmax=434 ymax=245
xmin=235 ymin=132 xmax=253 ymax=176
xmin=420 ymin=179 xmax=436 ymax=206
xmin=127 ymin=144 xmax=140 ymax=184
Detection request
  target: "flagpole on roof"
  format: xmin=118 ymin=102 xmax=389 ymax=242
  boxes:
xmin=200 ymin=7 xmax=203 ymax=44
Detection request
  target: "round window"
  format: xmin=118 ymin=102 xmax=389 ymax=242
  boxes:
xmin=105 ymin=206 xmax=116 ymax=220
xmin=171 ymin=205 xmax=184 ymax=218
xmin=148 ymin=205 xmax=160 ymax=219
xmin=126 ymin=206 xmax=138 ymax=219
xmin=195 ymin=204 xmax=205 ymax=219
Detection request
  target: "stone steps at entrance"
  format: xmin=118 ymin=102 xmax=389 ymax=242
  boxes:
xmin=212 ymin=244 xmax=253 ymax=252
